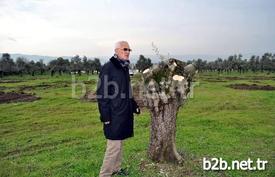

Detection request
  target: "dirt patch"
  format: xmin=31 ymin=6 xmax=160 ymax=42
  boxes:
xmin=18 ymin=84 xmax=52 ymax=91
xmin=248 ymin=80 xmax=262 ymax=83
xmin=202 ymin=76 xmax=275 ymax=81
xmin=200 ymin=76 xmax=246 ymax=82
xmin=227 ymin=76 xmax=275 ymax=81
xmin=227 ymin=84 xmax=275 ymax=91
xmin=202 ymin=78 xmax=227 ymax=82
xmin=52 ymin=80 xmax=73 ymax=85
xmin=250 ymin=76 xmax=275 ymax=80
xmin=0 ymin=80 xmax=23 ymax=83
xmin=220 ymin=76 xmax=247 ymax=80
xmin=83 ymin=80 xmax=96 ymax=85
xmin=0 ymin=91 xmax=40 ymax=104
xmin=18 ymin=83 xmax=69 ymax=91
xmin=82 ymin=91 xmax=97 ymax=102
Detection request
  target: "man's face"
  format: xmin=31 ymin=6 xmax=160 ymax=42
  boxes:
xmin=115 ymin=42 xmax=131 ymax=60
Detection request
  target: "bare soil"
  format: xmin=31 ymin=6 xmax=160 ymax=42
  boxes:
xmin=202 ymin=76 xmax=275 ymax=82
xmin=227 ymin=83 xmax=275 ymax=91
xmin=0 ymin=80 xmax=23 ymax=83
xmin=82 ymin=91 xmax=97 ymax=102
xmin=18 ymin=83 xmax=69 ymax=91
xmin=0 ymin=91 xmax=40 ymax=104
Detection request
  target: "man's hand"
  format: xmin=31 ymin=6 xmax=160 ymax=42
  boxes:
xmin=132 ymin=99 xmax=141 ymax=114
xmin=104 ymin=121 xmax=110 ymax=125
xmin=135 ymin=107 xmax=141 ymax=114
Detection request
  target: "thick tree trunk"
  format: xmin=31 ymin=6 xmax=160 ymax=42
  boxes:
xmin=141 ymin=58 xmax=196 ymax=164
xmin=148 ymin=102 xmax=182 ymax=163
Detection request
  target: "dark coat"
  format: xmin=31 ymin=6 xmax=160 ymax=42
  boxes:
xmin=96 ymin=56 xmax=139 ymax=140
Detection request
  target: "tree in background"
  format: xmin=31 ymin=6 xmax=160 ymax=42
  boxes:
xmin=83 ymin=57 xmax=101 ymax=75
xmin=56 ymin=57 xmax=70 ymax=75
xmin=35 ymin=59 xmax=47 ymax=75
xmin=0 ymin=53 xmax=16 ymax=77
xmin=261 ymin=53 xmax=273 ymax=72
xmin=194 ymin=58 xmax=206 ymax=73
xmin=135 ymin=55 xmax=153 ymax=72
xmin=15 ymin=57 xmax=28 ymax=77
xmin=93 ymin=58 xmax=101 ymax=74
xmin=1 ymin=52 xmax=274 ymax=77
xmin=28 ymin=60 xmax=39 ymax=76
xmin=82 ymin=56 xmax=90 ymax=75
xmin=70 ymin=55 xmax=83 ymax=75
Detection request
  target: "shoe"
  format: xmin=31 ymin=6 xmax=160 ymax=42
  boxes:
xmin=112 ymin=168 xmax=129 ymax=176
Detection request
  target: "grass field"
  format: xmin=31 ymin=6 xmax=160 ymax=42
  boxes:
xmin=0 ymin=72 xmax=274 ymax=177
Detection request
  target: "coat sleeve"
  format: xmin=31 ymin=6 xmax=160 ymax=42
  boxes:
xmin=96 ymin=64 xmax=111 ymax=122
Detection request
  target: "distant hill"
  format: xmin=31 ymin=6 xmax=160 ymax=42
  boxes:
xmin=0 ymin=53 xmax=109 ymax=64
xmin=0 ymin=53 xmax=62 ymax=64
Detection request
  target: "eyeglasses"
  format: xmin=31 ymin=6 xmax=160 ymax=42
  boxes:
xmin=121 ymin=48 xmax=132 ymax=52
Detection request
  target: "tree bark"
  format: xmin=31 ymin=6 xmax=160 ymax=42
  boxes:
xmin=148 ymin=101 xmax=182 ymax=163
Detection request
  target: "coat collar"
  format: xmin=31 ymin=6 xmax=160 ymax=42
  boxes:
xmin=110 ymin=55 xmax=130 ymax=69
xmin=110 ymin=56 xmax=123 ymax=69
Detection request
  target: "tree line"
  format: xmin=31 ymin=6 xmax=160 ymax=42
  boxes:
xmin=1 ymin=52 xmax=275 ymax=77
xmin=0 ymin=53 xmax=101 ymax=77
xmin=0 ymin=53 xmax=153 ymax=78
xmin=134 ymin=53 xmax=275 ymax=74
xmin=192 ymin=53 xmax=275 ymax=73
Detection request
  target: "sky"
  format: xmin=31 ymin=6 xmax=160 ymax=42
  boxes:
xmin=0 ymin=0 xmax=275 ymax=58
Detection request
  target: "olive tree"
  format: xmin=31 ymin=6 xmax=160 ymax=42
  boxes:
xmin=141 ymin=58 xmax=196 ymax=163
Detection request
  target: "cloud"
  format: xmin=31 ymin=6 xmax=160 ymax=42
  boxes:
xmin=0 ymin=0 xmax=274 ymax=57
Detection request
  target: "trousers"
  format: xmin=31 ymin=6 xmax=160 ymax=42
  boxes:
xmin=99 ymin=139 xmax=123 ymax=177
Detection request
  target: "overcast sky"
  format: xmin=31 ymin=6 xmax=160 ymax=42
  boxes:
xmin=0 ymin=0 xmax=274 ymax=57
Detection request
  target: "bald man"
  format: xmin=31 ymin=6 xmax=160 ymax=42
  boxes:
xmin=97 ymin=41 xmax=140 ymax=176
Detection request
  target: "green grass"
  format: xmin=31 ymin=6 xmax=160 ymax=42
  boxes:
xmin=0 ymin=72 xmax=274 ymax=177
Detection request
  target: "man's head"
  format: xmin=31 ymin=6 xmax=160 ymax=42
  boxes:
xmin=114 ymin=41 xmax=131 ymax=60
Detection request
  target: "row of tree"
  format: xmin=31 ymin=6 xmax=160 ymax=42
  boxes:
xmin=1 ymin=53 xmax=275 ymax=77
xmin=49 ymin=55 xmax=101 ymax=76
xmin=0 ymin=53 xmax=154 ymax=77
xmin=0 ymin=53 xmax=101 ymax=77
xmin=135 ymin=53 xmax=275 ymax=74
xmin=192 ymin=53 xmax=275 ymax=73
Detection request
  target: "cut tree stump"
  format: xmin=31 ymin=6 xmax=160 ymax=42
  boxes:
xmin=141 ymin=58 xmax=196 ymax=163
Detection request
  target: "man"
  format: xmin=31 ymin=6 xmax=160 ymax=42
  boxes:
xmin=97 ymin=41 xmax=140 ymax=177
